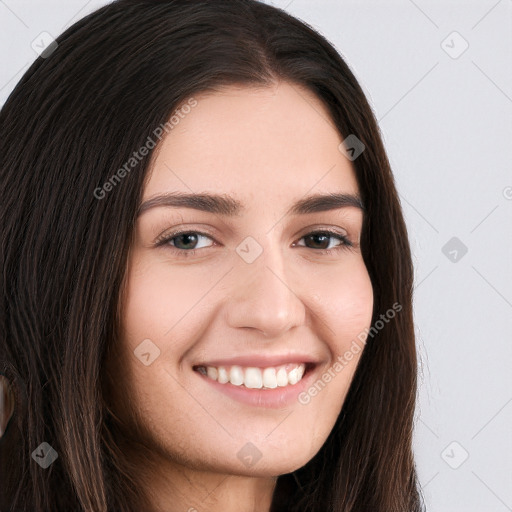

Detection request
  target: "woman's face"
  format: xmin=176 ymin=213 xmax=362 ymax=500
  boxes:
xmin=111 ymin=82 xmax=373 ymax=478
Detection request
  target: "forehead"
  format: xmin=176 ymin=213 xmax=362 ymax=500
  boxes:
xmin=144 ymin=82 xmax=360 ymax=205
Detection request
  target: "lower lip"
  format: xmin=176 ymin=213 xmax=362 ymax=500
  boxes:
xmin=194 ymin=365 xmax=317 ymax=409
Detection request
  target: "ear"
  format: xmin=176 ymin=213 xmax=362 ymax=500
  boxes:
xmin=0 ymin=375 xmax=15 ymax=438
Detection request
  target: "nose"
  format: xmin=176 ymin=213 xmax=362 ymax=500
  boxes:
xmin=223 ymin=242 xmax=306 ymax=338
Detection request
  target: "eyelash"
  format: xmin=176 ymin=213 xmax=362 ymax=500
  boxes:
xmin=154 ymin=228 xmax=353 ymax=258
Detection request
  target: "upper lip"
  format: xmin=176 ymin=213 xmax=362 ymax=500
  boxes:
xmin=193 ymin=354 xmax=321 ymax=368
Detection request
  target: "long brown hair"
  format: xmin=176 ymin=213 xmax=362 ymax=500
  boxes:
xmin=0 ymin=0 xmax=425 ymax=510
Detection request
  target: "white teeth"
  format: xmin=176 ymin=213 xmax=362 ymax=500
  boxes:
xmin=288 ymin=367 xmax=299 ymax=385
xmin=217 ymin=366 xmax=229 ymax=384
xmin=262 ymin=368 xmax=277 ymax=389
xmin=206 ymin=366 xmax=218 ymax=380
xmin=276 ymin=367 xmax=288 ymax=387
xmin=229 ymin=365 xmax=244 ymax=386
xmin=197 ymin=363 xmax=308 ymax=389
xmin=244 ymin=367 xmax=263 ymax=389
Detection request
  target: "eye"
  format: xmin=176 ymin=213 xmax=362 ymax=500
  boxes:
xmin=155 ymin=228 xmax=353 ymax=258
xmin=293 ymin=229 xmax=353 ymax=255
xmin=155 ymin=230 xmax=215 ymax=254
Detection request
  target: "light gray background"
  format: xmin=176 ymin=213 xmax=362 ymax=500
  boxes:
xmin=1 ymin=1 xmax=511 ymax=511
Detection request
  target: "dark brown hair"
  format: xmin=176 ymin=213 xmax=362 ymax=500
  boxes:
xmin=0 ymin=0 xmax=425 ymax=510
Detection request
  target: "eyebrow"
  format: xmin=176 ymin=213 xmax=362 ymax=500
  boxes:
xmin=137 ymin=191 xmax=364 ymax=218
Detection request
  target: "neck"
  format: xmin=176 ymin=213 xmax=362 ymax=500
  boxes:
xmin=145 ymin=462 xmax=278 ymax=512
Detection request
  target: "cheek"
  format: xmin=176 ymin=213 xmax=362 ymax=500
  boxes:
xmin=121 ymin=256 xmax=216 ymax=351
xmin=294 ymin=258 xmax=373 ymax=410
xmin=312 ymin=257 xmax=374 ymax=347
xmin=303 ymin=259 xmax=373 ymax=409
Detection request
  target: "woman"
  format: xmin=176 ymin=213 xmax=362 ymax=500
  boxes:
xmin=0 ymin=0 xmax=425 ymax=510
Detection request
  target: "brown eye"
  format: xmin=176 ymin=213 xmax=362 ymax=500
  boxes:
xmin=296 ymin=230 xmax=352 ymax=254
xmin=172 ymin=232 xmax=200 ymax=250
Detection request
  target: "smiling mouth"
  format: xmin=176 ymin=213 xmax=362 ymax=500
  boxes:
xmin=192 ymin=362 xmax=316 ymax=390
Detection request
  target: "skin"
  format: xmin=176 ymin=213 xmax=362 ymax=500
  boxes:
xmin=105 ymin=81 xmax=374 ymax=512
